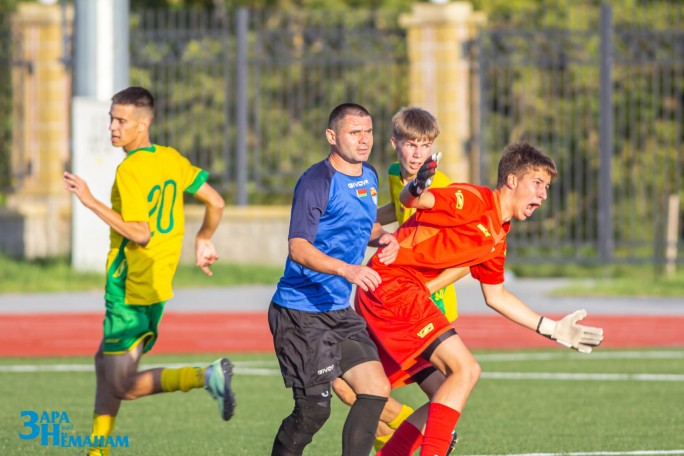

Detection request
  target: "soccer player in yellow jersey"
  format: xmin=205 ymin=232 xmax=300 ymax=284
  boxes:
xmin=332 ymin=107 xmax=468 ymax=453
xmin=64 ymin=87 xmax=232 ymax=456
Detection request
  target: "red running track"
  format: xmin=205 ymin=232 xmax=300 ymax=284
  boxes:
xmin=1 ymin=313 xmax=682 ymax=357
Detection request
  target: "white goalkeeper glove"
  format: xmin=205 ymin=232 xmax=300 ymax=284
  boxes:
xmin=536 ymin=309 xmax=604 ymax=354
xmin=408 ymin=152 xmax=442 ymax=197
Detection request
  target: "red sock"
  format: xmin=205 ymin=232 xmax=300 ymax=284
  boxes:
xmin=420 ymin=403 xmax=461 ymax=456
xmin=377 ymin=420 xmax=423 ymax=456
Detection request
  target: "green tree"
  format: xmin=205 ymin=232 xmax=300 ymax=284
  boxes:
xmin=134 ymin=0 xmax=424 ymax=11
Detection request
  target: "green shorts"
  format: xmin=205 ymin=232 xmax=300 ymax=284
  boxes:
xmin=103 ymin=245 xmax=165 ymax=354
xmin=103 ymin=298 xmax=165 ymax=354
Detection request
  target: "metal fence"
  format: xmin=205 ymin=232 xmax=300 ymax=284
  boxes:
xmin=129 ymin=7 xmax=408 ymax=205
xmin=1 ymin=2 xmax=682 ymax=265
xmin=473 ymin=1 xmax=684 ymax=265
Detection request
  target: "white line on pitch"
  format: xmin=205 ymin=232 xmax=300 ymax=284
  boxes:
xmin=0 ymin=363 xmax=282 ymax=376
xmin=0 ymin=364 xmax=681 ymax=381
xmin=475 ymin=350 xmax=684 ymax=362
xmin=481 ymin=372 xmax=684 ymax=382
xmin=462 ymin=450 xmax=684 ymax=456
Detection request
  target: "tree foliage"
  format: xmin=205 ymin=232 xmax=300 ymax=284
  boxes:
xmin=129 ymin=7 xmax=408 ymax=204
xmin=135 ymin=0 xmax=424 ymax=11
xmin=2 ymin=0 xmax=681 ymax=264
xmin=470 ymin=0 xmax=684 ymax=263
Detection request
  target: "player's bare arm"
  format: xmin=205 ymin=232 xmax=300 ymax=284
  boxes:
xmin=480 ymin=282 xmax=545 ymax=329
xmin=192 ymin=182 xmax=225 ymax=276
xmin=64 ymin=171 xmax=151 ymax=247
xmin=288 ymin=237 xmax=381 ymax=292
xmin=400 ymin=185 xmax=435 ymax=210
xmin=375 ymin=202 xmax=397 ymax=226
xmin=481 ymin=282 xmax=604 ymax=353
xmin=368 ymin=223 xmax=399 ymax=265
xmin=426 ymin=267 xmax=470 ymax=294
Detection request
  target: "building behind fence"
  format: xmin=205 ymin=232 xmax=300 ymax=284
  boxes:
xmin=0 ymin=1 xmax=682 ymax=267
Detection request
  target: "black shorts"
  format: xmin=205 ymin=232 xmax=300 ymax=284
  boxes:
xmin=268 ymin=301 xmax=379 ymax=390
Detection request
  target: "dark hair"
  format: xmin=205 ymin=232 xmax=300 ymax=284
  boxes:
xmin=111 ymin=86 xmax=155 ymax=114
xmin=328 ymin=103 xmax=371 ymax=131
xmin=392 ymin=106 xmax=440 ymax=142
xmin=496 ymin=142 xmax=558 ymax=187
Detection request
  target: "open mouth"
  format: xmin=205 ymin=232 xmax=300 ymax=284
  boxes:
xmin=524 ymin=203 xmax=541 ymax=217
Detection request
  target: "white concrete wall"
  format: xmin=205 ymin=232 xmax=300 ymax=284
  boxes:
xmin=181 ymin=205 xmax=291 ymax=266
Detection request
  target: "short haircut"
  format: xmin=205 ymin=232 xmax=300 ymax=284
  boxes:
xmin=496 ymin=142 xmax=558 ymax=187
xmin=328 ymin=103 xmax=371 ymax=131
xmin=111 ymin=86 xmax=155 ymax=115
xmin=392 ymin=107 xmax=440 ymax=142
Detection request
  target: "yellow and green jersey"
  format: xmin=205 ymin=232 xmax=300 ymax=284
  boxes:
xmin=105 ymin=144 xmax=208 ymax=305
xmin=387 ymin=162 xmax=458 ymax=321
xmin=388 ymin=162 xmax=452 ymax=225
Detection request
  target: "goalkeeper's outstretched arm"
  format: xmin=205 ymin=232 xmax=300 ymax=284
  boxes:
xmin=400 ymin=152 xmax=442 ymax=210
xmin=480 ymin=282 xmax=604 ymax=353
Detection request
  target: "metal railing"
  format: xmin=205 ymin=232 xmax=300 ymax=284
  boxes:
xmin=1 ymin=2 xmax=682 ymax=265
xmin=129 ymin=7 xmax=409 ymax=205
xmin=473 ymin=1 xmax=683 ymax=265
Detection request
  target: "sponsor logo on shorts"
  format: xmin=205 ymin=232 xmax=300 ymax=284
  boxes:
xmin=317 ymin=364 xmax=335 ymax=376
xmin=417 ymin=323 xmax=434 ymax=338
xmin=431 ymin=289 xmax=445 ymax=307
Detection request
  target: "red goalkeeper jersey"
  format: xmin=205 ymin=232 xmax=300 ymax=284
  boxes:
xmin=370 ymin=183 xmax=511 ymax=285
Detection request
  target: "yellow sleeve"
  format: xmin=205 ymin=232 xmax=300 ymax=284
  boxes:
xmin=431 ymin=170 xmax=452 ymax=189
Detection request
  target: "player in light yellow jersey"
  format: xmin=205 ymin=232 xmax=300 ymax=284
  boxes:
xmin=332 ymin=107 xmax=468 ymax=453
xmin=64 ymin=87 xmax=233 ymax=456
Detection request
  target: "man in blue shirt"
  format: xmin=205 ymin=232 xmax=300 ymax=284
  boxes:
xmin=269 ymin=103 xmax=399 ymax=456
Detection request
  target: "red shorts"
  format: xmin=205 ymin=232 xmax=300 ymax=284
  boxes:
xmin=354 ymin=275 xmax=453 ymax=388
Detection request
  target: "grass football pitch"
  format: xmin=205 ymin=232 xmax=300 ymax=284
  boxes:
xmin=1 ymin=348 xmax=683 ymax=455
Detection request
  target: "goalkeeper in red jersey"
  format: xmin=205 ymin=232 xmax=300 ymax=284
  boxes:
xmin=354 ymin=142 xmax=604 ymax=456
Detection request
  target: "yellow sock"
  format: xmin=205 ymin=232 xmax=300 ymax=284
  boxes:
xmin=387 ymin=404 xmax=414 ymax=430
xmin=88 ymin=414 xmax=115 ymax=456
xmin=160 ymin=366 xmax=206 ymax=392
xmin=374 ymin=433 xmax=392 ymax=452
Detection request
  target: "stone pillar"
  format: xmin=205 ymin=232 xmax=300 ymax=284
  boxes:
xmin=70 ymin=0 xmax=129 ymax=271
xmin=400 ymin=2 xmax=485 ymax=182
xmin=3 ymin=2 xmax=73 ymax=258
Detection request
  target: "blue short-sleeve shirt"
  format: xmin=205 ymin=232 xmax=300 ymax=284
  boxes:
xmin=272 ymin=159 xmax=379 ymax=312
